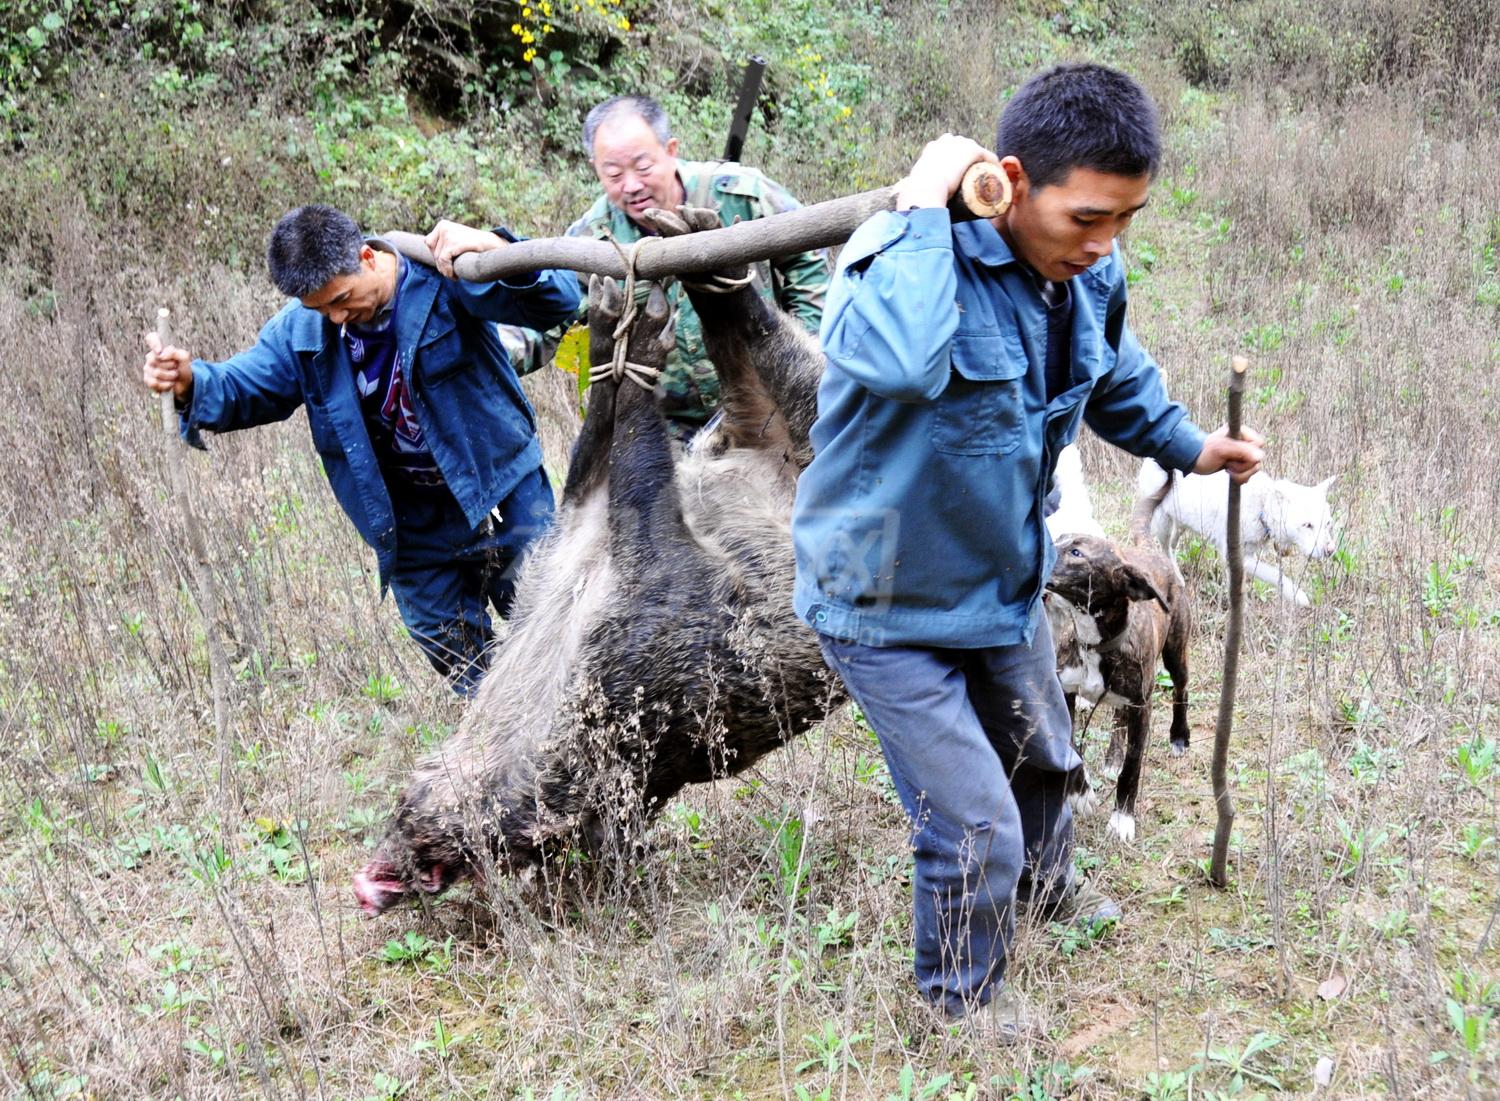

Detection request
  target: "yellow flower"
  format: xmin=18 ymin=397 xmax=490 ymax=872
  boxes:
xmin=541 ymin=1 xmax=551 ymax=12
xmin=520 ymin=29 xmax=534 ymax=42
xmin=522 ymin=6 xmax=532 ymax=14
xmin=618 ymin=16 xmax=630 ymax=29
xmin=523 ymin=47 xmax=536 ymax=61
xmin=543 ymin=23 xmax=553 ymax=31
xmin=511 ymin=21 xmax=522 ymax=32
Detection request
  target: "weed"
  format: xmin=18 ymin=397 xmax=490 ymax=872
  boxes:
xmin=363 ymin=672 xmax=403 ymax=703
xmin=794 ymin=1019 xmax=868 ymax=1075
xmin=1446 ymin=998 xmax=1493 ymax=1069
xmin=1140 ymin=1069 xmax=1191 ymax=1101
xmin=1203 ymin=1031 xmax=1285 ymax=1091
xmin=754 ymin=808 xmax=811 ymax=900
xmin=1051 ymin=914 xmax=1117 ymax=957
xmin=361 ymin=1072 xmax=409 ymax=1101
xmin=999 ymin=1061 xmax=1092 ymax=1099
xmin=1457 ymin=736 xmax=1497 ymax=786
xmin=411 ymin=1014 xmax=464 ymax=1060
xmin=1457 ymin=824 xmax=1494 ymax=860
xmin=378 ymin=932 xmax=453 ymax=972
xmin=886 ymin=1064 xmax=953 ymax=1101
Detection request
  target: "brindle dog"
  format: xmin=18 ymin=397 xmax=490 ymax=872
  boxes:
xmin=1045 ymin=483 xmax=1188 ymax=842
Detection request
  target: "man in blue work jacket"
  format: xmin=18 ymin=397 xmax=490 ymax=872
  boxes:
xmin=143 ymin=205 xmax=581 ymax=695
xmin=791 ymin=65 xmax=1265 ymax=1038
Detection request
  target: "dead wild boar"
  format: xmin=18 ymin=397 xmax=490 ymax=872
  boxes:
xmin=354 ymin=209 xmax=841 ymax=915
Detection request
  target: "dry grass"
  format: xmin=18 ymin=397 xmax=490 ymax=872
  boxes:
xmin=2 ymin=0 xmax=1499 ymax=1097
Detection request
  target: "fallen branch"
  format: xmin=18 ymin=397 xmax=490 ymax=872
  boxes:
xmin=385 ymin=162 xmax=1011 ymax=282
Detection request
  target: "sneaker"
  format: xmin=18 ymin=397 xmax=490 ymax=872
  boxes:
xmin=1037 ymin=876 xmax=1122 ymax=928
xmin=948 ymin=984 xmax=1036 ymax=1045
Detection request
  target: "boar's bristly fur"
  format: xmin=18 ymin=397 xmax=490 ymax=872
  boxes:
xmin=354 ymin=208 xmax=841 ymax=916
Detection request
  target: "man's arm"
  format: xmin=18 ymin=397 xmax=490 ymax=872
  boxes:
xmin=821 ymin=135 xmax=998 ymax=401
xmin=143 ymin=309 xmax=307 ymax=450
xmin=820 ymin=208 xmax=958 ymax=401
xmin=424 ymin=221 xmax=581 ymax=331
xmin=1085 ymin=274 xmax=1263 ymax=481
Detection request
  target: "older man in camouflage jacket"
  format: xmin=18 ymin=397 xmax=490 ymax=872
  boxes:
xmin=565 ymin=94 xmax=830 ymax=437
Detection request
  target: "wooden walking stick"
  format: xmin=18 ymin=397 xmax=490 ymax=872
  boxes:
xmin=154 ymin=308 xmax=238 ymax=816
xmin=1208 ymin=355 xmax=1250 ymax=888
xmin=384 ymin=161 xmax=1012 ymax=282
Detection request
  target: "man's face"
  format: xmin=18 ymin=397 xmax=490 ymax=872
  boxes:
xmin=590 ymin=114 xmax=683 ymax=227
xmin=301 ymin=245 xmax=390 ymax=326
xmin=997 ymin=162 xmax=1150 ymax=282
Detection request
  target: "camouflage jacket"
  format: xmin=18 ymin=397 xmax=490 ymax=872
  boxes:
xmin=567 ymin=159 xmax=830 ymax=431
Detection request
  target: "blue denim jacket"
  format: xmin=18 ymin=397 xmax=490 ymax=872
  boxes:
xmin=180 ymin=238 xmax=580 ymax=586
xmin=792 ymin=207 xmax=1205 ymax=648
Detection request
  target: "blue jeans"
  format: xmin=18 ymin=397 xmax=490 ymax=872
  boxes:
xmin=818 ymin=612 xmax=1079 ymax=1014
xmin=389 ymin=465 xmax=554 ymax=696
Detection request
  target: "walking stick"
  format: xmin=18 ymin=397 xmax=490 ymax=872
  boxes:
xmin=154 ymin=307 xmax=238 ymax=817
xmin=1208 ymin=355 xmax=1249 ymax=887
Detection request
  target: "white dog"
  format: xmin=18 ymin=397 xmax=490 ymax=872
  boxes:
xmin=1045 ymin=443 xmax=1107 ymax=540
xmin=1137 ymin=459 xmax=1337 ymax=606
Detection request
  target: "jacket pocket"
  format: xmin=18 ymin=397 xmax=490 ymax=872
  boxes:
xmin=930 ymin=331 xmax=1028 ymax=456
xmin=416 ymin=311 xmax=473 ymax=385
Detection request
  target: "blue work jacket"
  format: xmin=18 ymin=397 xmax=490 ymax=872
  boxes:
xmin=180 ymin=239 xmax=580 ymax=586
xmin=791 ymin=207 xmax=1206 ymax=649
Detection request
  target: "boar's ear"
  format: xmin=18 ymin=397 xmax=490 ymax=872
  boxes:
xmin=1316 ymin=475 xmax=1336 ymax=495
xmin=1120 ymin=563 xmax=1171 ymax=613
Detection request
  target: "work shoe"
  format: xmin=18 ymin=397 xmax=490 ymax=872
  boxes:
xmin=955 ymin=984 xmax=1036 ymax=1045
xmin=1036 ymin=876 xmax=1122 ymax=928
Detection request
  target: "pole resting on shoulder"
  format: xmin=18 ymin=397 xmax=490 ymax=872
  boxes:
xmin=384 ymin=161 xmax=1013 ymax=284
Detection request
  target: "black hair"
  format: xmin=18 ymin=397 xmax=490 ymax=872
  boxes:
xmin=266 ymin=205 xmax=364 ymax=298
xmin=582 ymin=95 xmax=673 ymax=157
xmin=996 ymin=63 xmax=1161 ymax=190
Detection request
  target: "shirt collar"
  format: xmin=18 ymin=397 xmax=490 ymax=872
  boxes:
xmin=952 ymin=217 xmax=1019 ymax=270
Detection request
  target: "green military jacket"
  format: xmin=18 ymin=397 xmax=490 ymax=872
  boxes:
xmin=566 ymin=159 xmax=830 ymax=431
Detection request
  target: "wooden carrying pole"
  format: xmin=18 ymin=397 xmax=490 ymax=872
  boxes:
xmin=155 ymin=308 xmax=237 ymax=816
xmin=385 ymin=162 xmax=1012 ymax=282
xmin=1209 ymin=355 xmax=1250 ymax=887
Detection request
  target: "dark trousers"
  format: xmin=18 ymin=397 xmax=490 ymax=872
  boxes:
xmin=818 ymin=611 xmax=1079 ymax=1014
xmin=388 ymin=465 xmax=554 ymax=696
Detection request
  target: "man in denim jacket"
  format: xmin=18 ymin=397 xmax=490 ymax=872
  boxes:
xmin=143 ymin=205 xmax=580 ymax=695
xmin=791 ymin=65 xmax=1263 ymax=1037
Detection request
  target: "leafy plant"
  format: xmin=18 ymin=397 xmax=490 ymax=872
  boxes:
xmin=1457 ymin=736 xmax=1496 ymax=786
xmin=378 ymin=931 xmax=453 ymax=972
xmin=1446 ymin=998 xmax=1492 ymax=1066
xmin=1140 ymin=1069 xmax=1191 ymax=1101
xmin=754 ymin=808 xmax=811 ymax=900
xmin=361 ymin=1072 xmax=409 ymax=1101
xmin=363 ymin=672 xmax=403 ymax=703
xmin=1457 ymin=824 xmax=1494 ymax=860
xmin=1050 ymin=913 xmax=1117 ymax=957
xmin=795 ymin=1019 xmax=868 ymax=1075
xmin=411 ymin=1014 xmax=464 ymax=1060
xmin=886 ymin=1064 xmax=953 ymax=1101
xmin=1203 ymin=1031 xmax=1284 ymax=1091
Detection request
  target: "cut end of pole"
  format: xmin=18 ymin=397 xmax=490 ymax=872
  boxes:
xmin=1231 ymin=354 xmax=1250 ymax=375
xmin=959 ymin=163 xmax=1012 ymax=219
xmin=157 ymin=307 xmax=170 ymax=322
